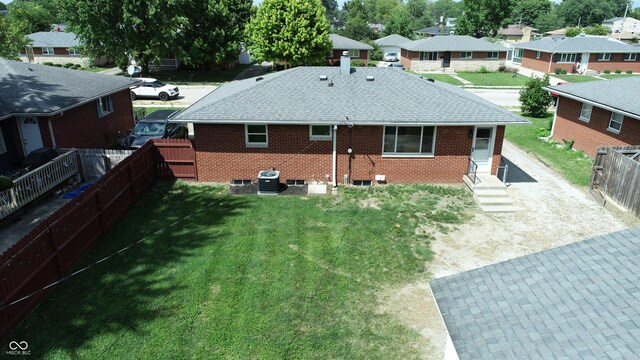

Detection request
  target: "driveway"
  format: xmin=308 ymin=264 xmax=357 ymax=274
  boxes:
xmin=132 ymin=85 xmax=217 ymax=106
xmin=465 ymin=88 xmax=521 ymax=108
xmin=382 ymin=140 xmax=639 ymax=360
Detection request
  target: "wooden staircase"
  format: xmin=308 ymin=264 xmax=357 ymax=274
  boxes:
xmin=463 ymin=174 xmax=516 ymax=213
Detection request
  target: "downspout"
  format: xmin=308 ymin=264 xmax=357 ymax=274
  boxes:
xmin=550 ymin=97 xmax=560 ymax=138
xmin=547 ymin=52 xmax=555 ymax=74
xmin=332 ymin=125 xmax=337 ymax=188
xmin=48 ymin=118 xmax=57 ymax=147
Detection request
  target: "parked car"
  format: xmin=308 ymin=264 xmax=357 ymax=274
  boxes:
xmin=549 ymin=81 xmax=569 ymax=106
xmin=118 ymin=110 xmax=186 ymax=149
xmin=383 ymin=52 xmax=399 ymax=62
xmin=130 ymin=77 xmax=179 ymax=101
xmin=388 ymin=63 xmax=405 ymax=70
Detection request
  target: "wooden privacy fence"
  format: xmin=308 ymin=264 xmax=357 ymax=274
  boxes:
xmin=0 ymin=139 xmax=197 ymax=339
xmin=591 ymin=146 xmax=640 ymax=217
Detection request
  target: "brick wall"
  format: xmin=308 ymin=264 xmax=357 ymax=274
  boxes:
xmin=521 ymin=50 xmax=640 ymax=74
xmin=586 ymin=53 xmax=640 ymax=73
xmin=552 ymin=97 xmax=640 ymax=158
xmin=194 ymin=124 xmax=504 ymax=184
xmin=520 ymin=50 xmax=572 ymax=73
xmin=401 ymin=50 xmax=505 ymax=71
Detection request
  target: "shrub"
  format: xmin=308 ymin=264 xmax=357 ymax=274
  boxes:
xmin=626 ymin=70 xmax=633 ymax=74
xmin=64 ymin=63 xmax=75 ymax=68
xmin=603 ymin=70 xmax=611 ymax=74
xmin=478 ymin=65 xmax=490 ymax=73
xmin=554 ymin=68 xmax=562 ymax=74
xmin=351 ymin=60 xmax=366 ymax=67
xmin=72 ymin=64 xmax=82 ymax=69
xmin=561 ymin=69 xmax=568 ymax=74
xmin=498 ymin=64 xmax=507 ymax=72
xmin=43 ymin=62 xmax=54 ymax=66
xmin=615 ymin=69 xmax=622 ymax=74
xmin=563 ymin=138 xmax=575 ymax=150
xmin=520 ymin=74 xmax=553 ymax=118
xmin=53 ymin=64 xmax=63 ymax=67
xmin=365 ymin=40 xmax=383 ymax=61
xmin=0 ymin=176 xmax=14 ymax=191
xmin=367 ymin=63 xmax=377 ymax=67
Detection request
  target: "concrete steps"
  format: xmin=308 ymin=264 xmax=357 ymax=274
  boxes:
xmin=464 ymin=174 xmax=516 ymax=213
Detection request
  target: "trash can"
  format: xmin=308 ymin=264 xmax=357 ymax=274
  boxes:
xmin=258 ymin=170 xmax=280 ymax=195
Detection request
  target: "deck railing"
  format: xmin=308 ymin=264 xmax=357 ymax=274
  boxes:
xmin=0 ymin=150 xmax=79 ymax=221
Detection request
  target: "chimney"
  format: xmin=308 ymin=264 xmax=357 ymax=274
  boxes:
xmin=340 ymin=51 xmax=351 ymax=75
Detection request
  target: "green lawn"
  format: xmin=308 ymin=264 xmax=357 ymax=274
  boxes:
xmin=422 ymin=73 xmax=464 ymax=85
xmin=552 ymin=74 xmax=602 ymax=83
xmin=599 ymin=73 xmax=639 ymax=79
xmin=84 ymin=67 xmax=113 ymax=73
xmin=505 ymin=113 xmax=593 ymax=186
xmin=456 ymin=72 xmax=530 ymax=86
xmin=10 ymin=181 xmax=475 ymax=359
xmin=150 ymin=65 xmax=251 ymax=84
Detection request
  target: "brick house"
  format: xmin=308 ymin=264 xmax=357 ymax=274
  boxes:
xmin=375 ymin=34 xmax=411 ymax=57
xmin=512 ymin=35 xmax=640 ymax=74
xmin=545 ymin=77 xmax=640 ymax=158
xmin=327 ymin=34 xmax=373 ymax=66
xmin=19 ymin=32 xmax=107 ymax=67
xmin=171 ymin=55 xmax=527 ymax=186
xmin=399 ymin=35 xmax=507 ymax=72
xmin=0 ymin=60 xmax=138 ymax=175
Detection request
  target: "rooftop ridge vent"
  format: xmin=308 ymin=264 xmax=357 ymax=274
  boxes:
xmin=366 ymin=75 xmax=374 ymax=81
xmin=320 ymin=75 xmax=328 ymax=81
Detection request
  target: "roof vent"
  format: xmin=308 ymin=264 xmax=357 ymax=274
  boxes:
xmin=320 ymin=75 xmax=328 ymax=81
xmin=366 ymin=75 xmax=374 ymax=81
xmin=328 ymin=80 xmax=334 ymax=87
xmin=579 ymin=32 xmax=586 ymax=37
xmin=426 ymin=78 xmax=435 ymax=82
xmin=255 ymin=77 xmax=264 ymax=82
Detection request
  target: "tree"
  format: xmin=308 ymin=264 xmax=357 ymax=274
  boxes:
xmin=382 ymin=6 xmax=415 ymax=38
xmin=520 ymin=74 xmax=552 ymax=118
xmin=322 ymin=0 xmax=338 ymax=20
xmin=565 ymin=24 xmax=611 ymax=37
xmin=0 ymin=3 xmax=6 ymax=11
xmin=556 ymin=0 xmax=616 ymax=27
xmin=8 ymin=1 xmax=54 ymax=34
xmin=511 ymin=0 xmax=551 ymax=26
xmin=246 ymin=0 xmax=332 ymax=67
xmin=456 ymin=0 xmax=514 ymax=37
xmin=0 ymin=16 xmax=29 ymax=60
xmin=406 ymin=0 xmax=434 ymax=29
xmin=534 ymin=9 xmax=564 ymax=33
xmin=429 ymin=0 xmax=463 ymax=22
xmin=629 ymin=7 xmax=640 ymax=20
xmin=341 ymin=17 xmax=377 ymax=40
xmin=11 ymin=0 xmax=63 ymax=23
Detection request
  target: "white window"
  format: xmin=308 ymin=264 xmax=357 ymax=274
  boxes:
xmin=0 ymin=127 xmax=6 ymax=155
xmin=383 ymin=126 xmax=436 ymax=156
xmin=535 ymin=51 xmax=541 ymax=59
xmin=68 ymin=48 xmax=80 ymax=56
xmin=460 ymin=51 xmax=473 ymax=59
xmin=623 ymin=53 xmax=637 ymax=61
xmin=42 ymin=47 xmax=54 ymax=55
xmin=487 ymin=52 xmax=499 ymax=59
xmin=245 ymin=124 xmax=268 ymax=147
xmin=348 ymin=49 xmax=360 ymax=58
xmin=556 ymin=53 xmax=577 ymax=63
xmin=608 ymin=113 xmax=623 ymax=133
xmin=96 ymin=96 xmax=113 ymax=117
xmin=596 ymin=53 xmax=611 ymax=61
xmin=309 ymin=125 xmax=332 ymax=140
xmin=579 ymin=104 xmax=593 ymax=122
xmin=419 ymin=52 xmax=438 ymax=60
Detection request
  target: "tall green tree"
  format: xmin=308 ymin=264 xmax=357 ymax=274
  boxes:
xmin=556 ymin=0 xmax=616 ymax=27
xmin=629 ymin=7 xmax=640 ymax=19
xmin=456 ymin=0 xmax=514 ymax=37
xmin=406 ymin=0 xmax=434 ymax=29
xmin=341 ymin=17 xmax=377 ymax=40
xmin=12 ymin=0 xmax=63 ymax=23
xmin=534 ymin=8 xmax=564 ymax=33
xmin=429 ymin=0 xmax=463 ymax=22
xmin=565 ymin=24 xmax=611 ymax=37
xmin=0 ymin=16 xmax=29 ymax=60
xmin=382 ymin=6 xmax=415 ymax=38
xmin=8 ymin=1 xmax=54 ymax=33
xmin=520 ymin=74 xmax=552 ymax=118
xmin=246 ymin=0 xmax=331 ymax=66
xmin=322 ymin=0 xmax=339 ymax=20
xmin=0 ymin=3 xmax=6 ymax=11
xmin=511 ymin=0 xmax=552 ymax=26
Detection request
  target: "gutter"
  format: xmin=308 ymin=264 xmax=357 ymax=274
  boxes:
xmin=169 ymin=119 xmax=531 ymax=126
xmin=543 ymin=87 xmax=640 ymax=121
xmin=547 ymin=52 xmax=556 ymax=73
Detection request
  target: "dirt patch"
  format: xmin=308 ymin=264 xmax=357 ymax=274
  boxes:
xmin=359 ymin=198 xmax=381 ymax=210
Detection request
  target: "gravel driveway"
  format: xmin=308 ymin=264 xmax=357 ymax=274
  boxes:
xmin=383 ymin=140 xmax=639 ymax=359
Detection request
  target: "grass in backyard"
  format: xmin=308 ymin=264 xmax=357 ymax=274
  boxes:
xmin=599 ymin=74 xmax=639 ymax=79
xmin=552 ymin=74 xmax=603 ymax=83
xmin=505 ymin=112 xmax=593 ymax=186
xmin=10 ymin=181 xmax=475 ymax=359
xmin=406 ymin=71 xmax=463 ymax=85
xmin=456 ymin=72 xmax=529 ymax=86
xmin=150 ymin=65 xmax=251 ymax=84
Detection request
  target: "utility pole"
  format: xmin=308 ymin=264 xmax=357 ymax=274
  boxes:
xmin=620 ymin=2 xmax=629 ymax=40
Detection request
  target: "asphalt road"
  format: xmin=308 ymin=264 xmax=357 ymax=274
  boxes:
xmin=133 ymin=85 xmax=218 ymax=106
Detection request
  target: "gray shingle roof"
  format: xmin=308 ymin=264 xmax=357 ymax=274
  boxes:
xmin=27 ymin=32 xmax=81 ymax=48
xmin=513 ymin=35 xmax=640 ymax=53
xmin=173 ymin=67 xmax=528 ymax=125
xmin=546 ymin=77 xmax=640 ymax=117
xmin=0 ymin=60 xmax=139 ymax=119
xmin=400 ymin=35 xmax=506 ymax=52
xmin=414 ymin=26 xmax=453 ymax=36
xmin=375 ymin=34 xmax=412 ymax=47
xmin=329 ymin=34 xmax=373 ymax=50
xmin=431 ymin=227 xmax=640 ymax=360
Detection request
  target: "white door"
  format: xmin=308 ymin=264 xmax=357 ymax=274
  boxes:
xmin=581 ymin=52 xmax=589 ymax=73
xmin=18 ymin=116 xmax=43 ymax=155
xmin=471 ymin=126 xmax=495 ymax=173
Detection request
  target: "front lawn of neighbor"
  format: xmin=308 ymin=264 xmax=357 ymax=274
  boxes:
xmin=10 ymin=181 xmax=475 ymax=359
xmin=599 ymin=73 xmax=639 ymax=79
xmin=151 ymin=65 xmax=251 ymax=84
xmin=505 ymin=113 xmax=593 ymax=186
xmin=552 ymin=74 xmax=602 ymax=83
xmin=456 ymin=72 xmax=530 ymax=86
xmin=422 ymin=73 xmax=464 ymax=85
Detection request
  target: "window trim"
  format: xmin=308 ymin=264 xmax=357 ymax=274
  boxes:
xmin=245 ymin=124 xmax=268 ymax=147
xmin=309 ymin=125 xmax=332 ymax=141
xmin=596 ymin=53 xmax=611 ymax=61
xmin=460 ymin=51 xmax=473 ymax=59
xmin=579 ymin=103 xmax=593 ymax=122
xmin=96 ymin=95 xmax=113 ymax=118
xmin=0 ymin=127 xmax=6 ymax=155
xmin=419 ymin=51 xmax=438 ymax=61
xmin=535 ymin=51 xmax=541 ymax=59
xmin=42 ymin=47 xmax=55 ymax=55
xmin=556 ymin=53 xmax=577 ymax=64
xmin=352 ymin=180 xmax=372 ymax=186
xmin=381 ymin=126 xmax=437 ymax=158
xmin=623 ymin=53 xmax=637 ymax=61
xmin=348 ymin=49 xmax=360 ymax=58
xmin=608 ymin=113 xmax=623 ymax=133
xmin=487 ymin=51 xmax=499 ymax=59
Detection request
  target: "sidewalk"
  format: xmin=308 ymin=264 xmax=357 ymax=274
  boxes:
xmin=99 ymin=67 xmax=123 ymax=75
xmin=512 ymin=64 xmax=564 ymax=85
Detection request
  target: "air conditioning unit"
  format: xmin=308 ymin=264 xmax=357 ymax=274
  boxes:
xmin=258 ymin=170 xmax=280 ymax=195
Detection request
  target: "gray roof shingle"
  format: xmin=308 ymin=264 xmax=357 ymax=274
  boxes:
xmin=546 ymin=77 xmax=640 ymax=117
xmin=401 ymin=35 xmax=506 ymax=52
xmin=173 ymin=67 xmax=528 ymax=126
xmin=431 ymin=227 xmax=640 ymax=360
xmin=27 ymin=31 xmax=81 ymax=48
xmin=513 ymin=35 xmax=640 ymax=53
xmin=329 ymin=34 xmax=373 ymax=50
xmin=375 ymin=34 xmax=412 ymax=47
xmin=0 ymin=60 xmax=139 ymax=119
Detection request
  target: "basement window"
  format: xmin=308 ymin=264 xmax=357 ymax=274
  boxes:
xmin=608 ymin=113 xmax=623 ymax=133
xmin=286 ymin=179 xmax=305 ymax=186
xmin=245 ymin=124 xmax=268 ymax=147
xmin=353 ymin=180 xmax=372 ymax=186
xmin=231 ymin=179 xmax=252 ymax=186
xmin=579 ymin=103 xmax=592 ymax=122
xmin=310 ymin=125 xmax=332 ymax=140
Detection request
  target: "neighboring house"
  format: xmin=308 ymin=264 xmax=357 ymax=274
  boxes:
xmin=431 ymin=227 xmax=640 ymax=359
xmin=19 ymin=32 xmax=104 ymax=67
xmin=498 ymin=24 xmax=540 ymax=43
xmin=170 ymin=55 xmax=527 ymax=185
xmin=602 ymin=16 xmax=640 ymax=35
xmin=0 ymin=60 xmax=137 ymax=175
xmin=399 ymin=35 xmax=507 ymax=72
xmin=512 ymin=35 xmax=640 ymax=74
xmin=544 ymin=77 xmax=640 ymax=158
xmin=544 ymin=27 xmax=569 ymax=36
xmin=374 ymin=34 xmax=412 ymax=56
xmin=414 ymin=26 xmax=453 ymax=37
xmin=327 ymin=34 xmax=373 ymax=66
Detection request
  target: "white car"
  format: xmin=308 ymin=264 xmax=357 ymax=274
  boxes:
xmin=130 ymin=77 xmax=179 ymax=101
xmin=383 ymin=52 xmax=399 ymax=62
